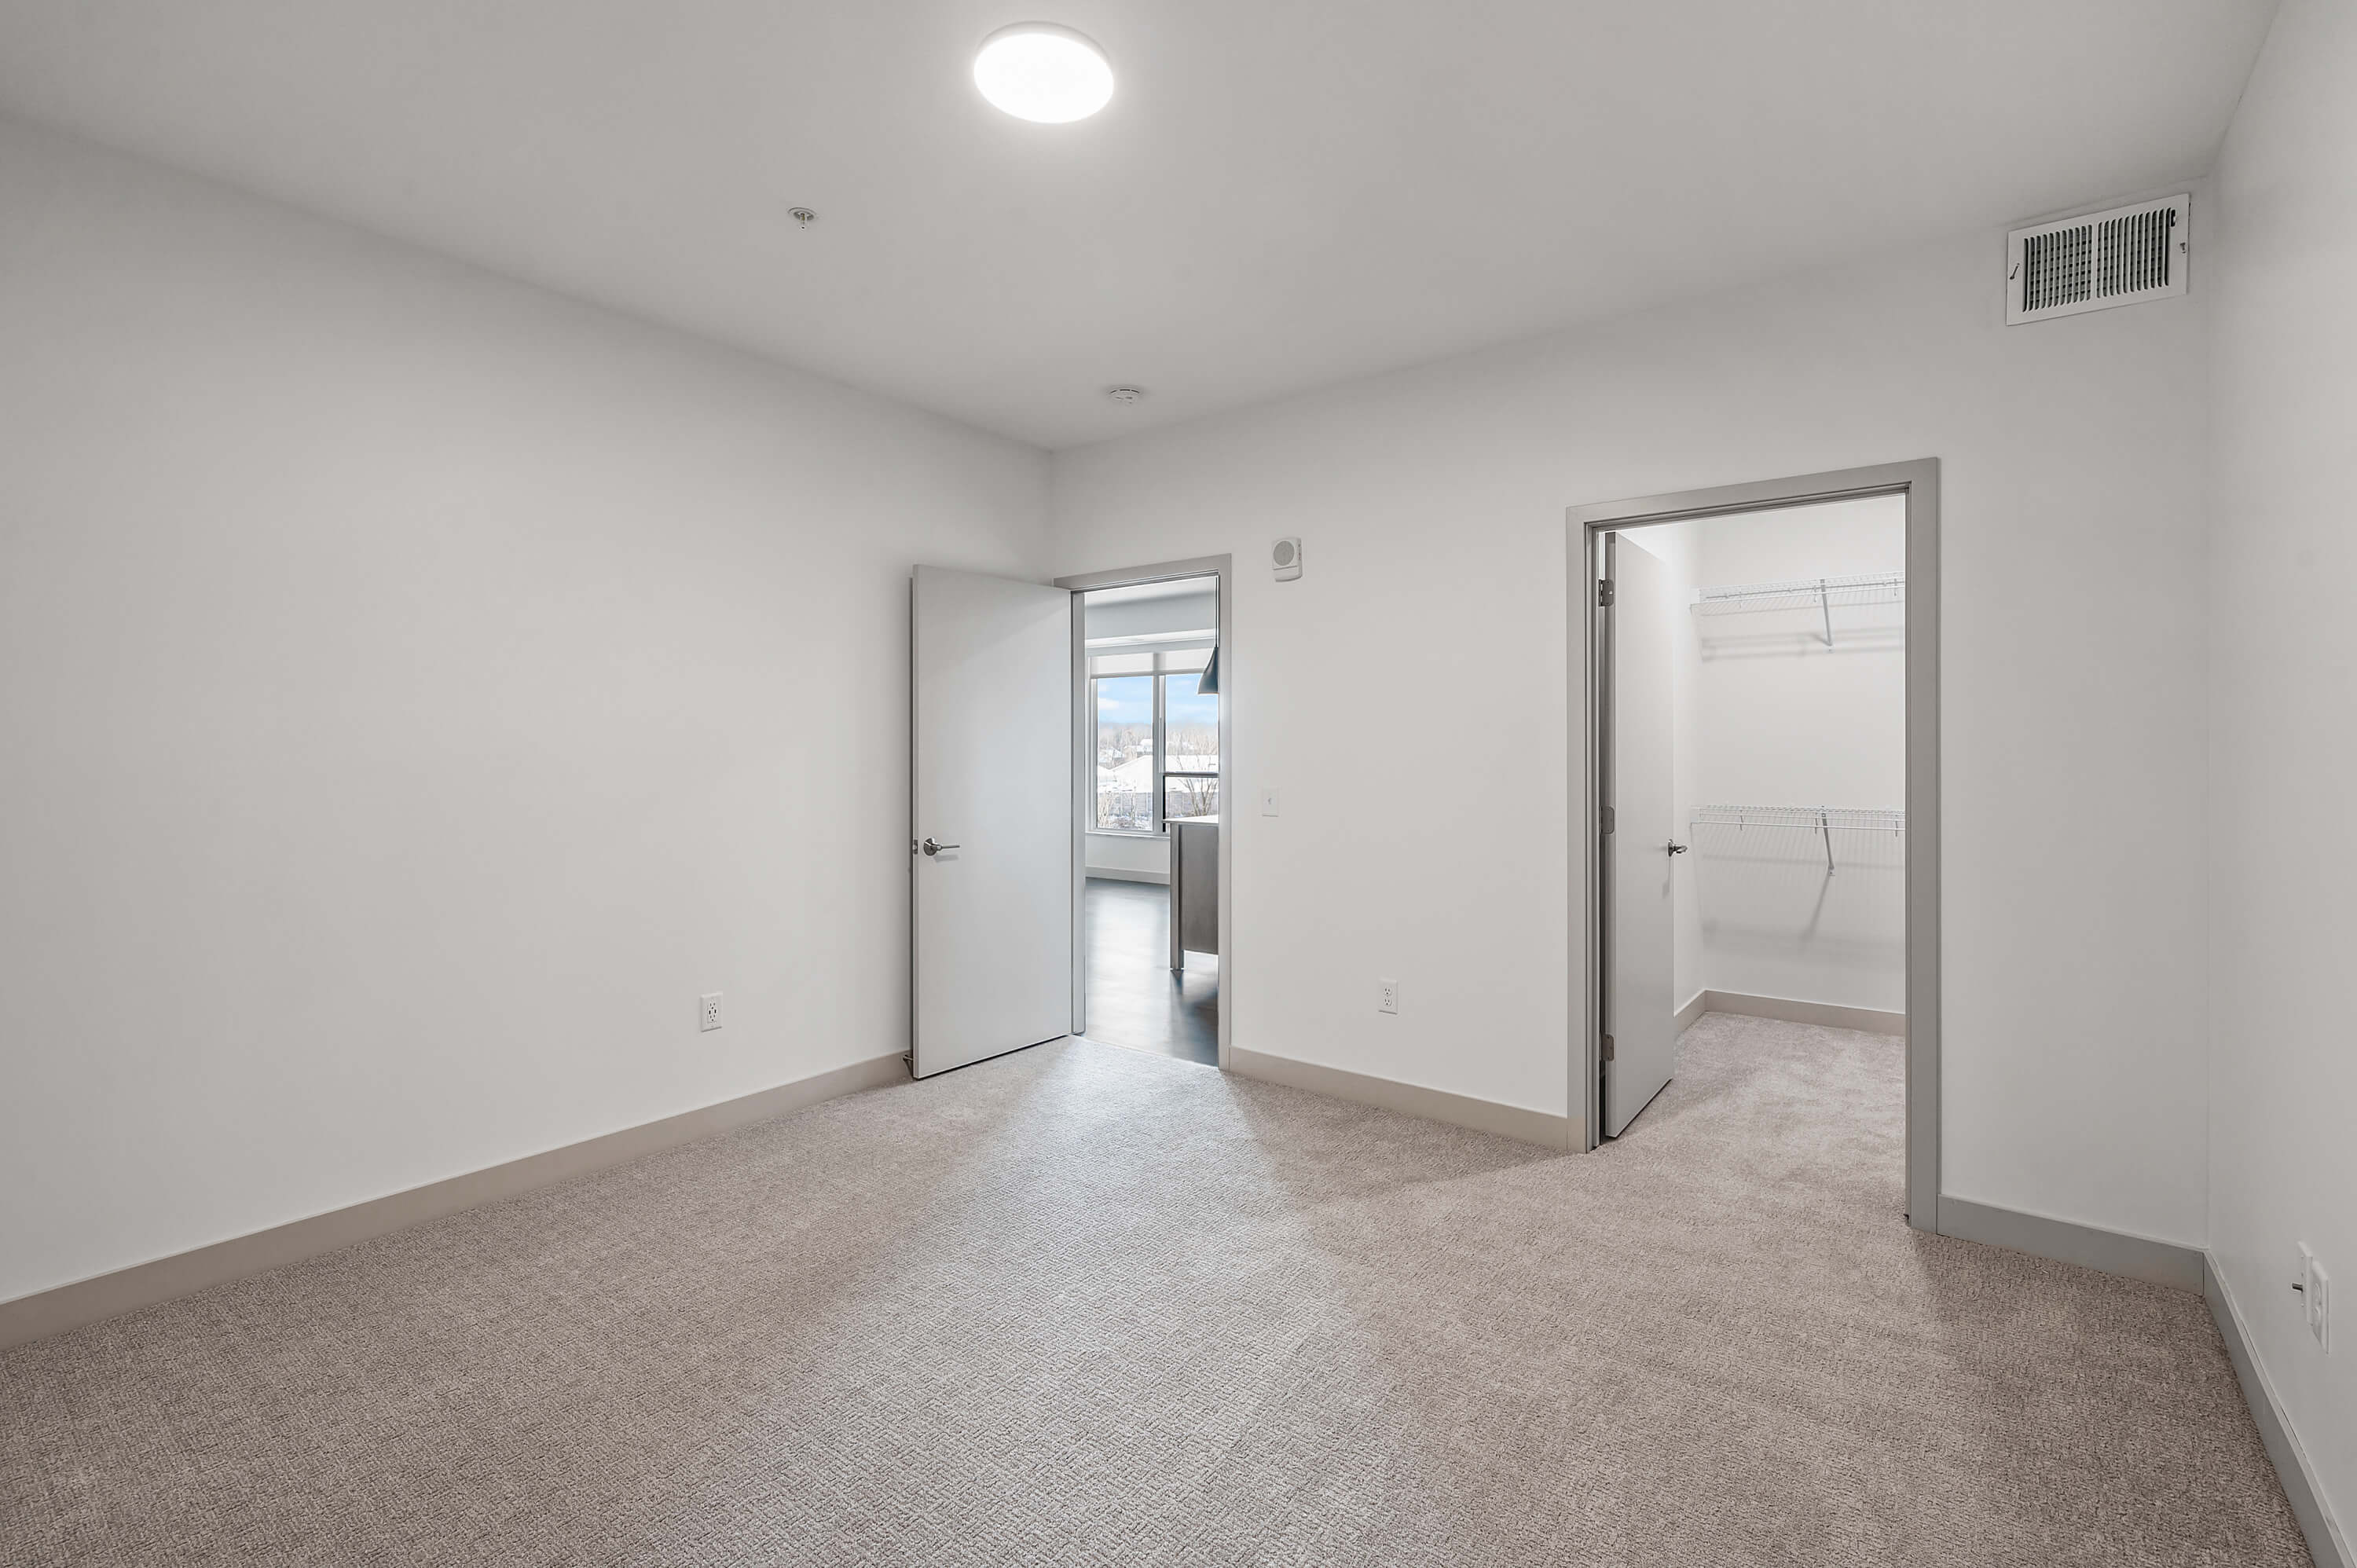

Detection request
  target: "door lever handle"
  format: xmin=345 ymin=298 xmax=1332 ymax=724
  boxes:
xmin=920 ymin=837 xmax=959 ymax=856
xmin=1666 ymin=841 xmax=1688 ymax=855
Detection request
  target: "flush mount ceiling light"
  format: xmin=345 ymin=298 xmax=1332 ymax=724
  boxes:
xmin=973 ymin=24 xmax=1114 ymax=123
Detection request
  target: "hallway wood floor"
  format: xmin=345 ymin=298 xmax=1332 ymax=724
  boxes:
xmin=1080 ymin=875 xmax=1217 ymax=1065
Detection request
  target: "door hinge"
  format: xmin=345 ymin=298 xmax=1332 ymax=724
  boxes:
xmin=1597 ymin=579 xmax=1615 ymax=607
xmin=1600 ymin=805 xmax=1615 ymax=834
xmin=1601 ymin=1033 xmax=1615 ymax=1061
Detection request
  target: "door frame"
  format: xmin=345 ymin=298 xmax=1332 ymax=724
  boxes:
xmin=1568 ymin=460 xmax=1940 ymax=1231
xmin=1054 ymin=555 xmax=1235 ymax=1070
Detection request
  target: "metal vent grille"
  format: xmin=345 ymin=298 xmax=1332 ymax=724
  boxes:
xmin=2022 ymin=226 xmax=2091 ymax=313
xmin=2007 ymin=195 xmax=2188 ymax=324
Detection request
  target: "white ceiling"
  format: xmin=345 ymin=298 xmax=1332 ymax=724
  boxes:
xmin=0 ymin=1 xmax=2276 ymax=449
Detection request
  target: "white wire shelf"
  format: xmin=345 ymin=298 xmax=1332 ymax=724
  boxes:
xmin=1691 ymin=572 xmax=1904 ymax=647
xmin=1692 ymin=573 xmax=1904 ymax=614
xmin=1689 ymin=804 xmax=1905 ymax=833
xmin=1687 ymin=804 xmax=1904 ymax=871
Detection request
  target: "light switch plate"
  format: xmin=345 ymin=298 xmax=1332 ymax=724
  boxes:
xmin=1261 ymin=789 xmax=1280 ymax=816
xmin=2311 ymin=1259 xmax=2330 ymax=1350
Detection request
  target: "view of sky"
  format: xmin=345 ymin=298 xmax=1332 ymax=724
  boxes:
xmin=1094 ymin=672 xmax=1221 ymax=828
xmin=1094 ymin=674 xmax=1216 ymax=741
xmin=1095 ymin=675 xmax=1153 ymax=725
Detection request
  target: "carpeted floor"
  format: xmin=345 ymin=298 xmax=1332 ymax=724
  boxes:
xmin=0 ymin=1017 xmax=2311 ymax=1566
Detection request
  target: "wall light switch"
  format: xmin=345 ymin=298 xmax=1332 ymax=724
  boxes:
xmin=1261 ymin=789 xmax=1280 ymax=816
xmin=698 ymin=992 xmax=723 ymax=1032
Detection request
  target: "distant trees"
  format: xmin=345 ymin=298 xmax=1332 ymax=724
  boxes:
xmin=1167 ymin=722 xmax=1217 ymax=763
xmin=1092 ymin=693 xmax=1222 ymax=826
xmin=1164 ymin=775 xmax=1219 ymax=821
xmin=1097 ymin=720 xmax=1151 ymax=768
xmin=1163 ymin=720 xmax=1219 ymax=819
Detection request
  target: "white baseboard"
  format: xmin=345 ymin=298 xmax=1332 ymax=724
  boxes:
xmin=1676 ymin=991 xmax=1709 ymax=1032
xmin=9 ymin=1047 xmax=2337 ymax=1566
xmin=2207 ymin=1257 xmax=2352 ymax=1568
xmin=1085 ymin=866 xmax=1169 ymax=885
xmin=1936 ymin=1194 xmax=2205 ymax=1291
xmin=0 ymin=1051 xmax=909 ymax=1350
xmin=1227 ymin=1046 xmax=1573 ymax=1151
xmin=1699 ymin=988 xmax=1907 ymax=1039
xmin=1935 ymin=1195 xmax=2344 ymax=1566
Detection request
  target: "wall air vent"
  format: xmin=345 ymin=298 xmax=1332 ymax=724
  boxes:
xmin=2006 ymin=194 xmax=2188 ymax=324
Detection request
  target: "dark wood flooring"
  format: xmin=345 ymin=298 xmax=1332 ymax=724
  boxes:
xmin=1081 ymin=876 xmax=1219 ymax=1066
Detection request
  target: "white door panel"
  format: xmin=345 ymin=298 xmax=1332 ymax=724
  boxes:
xmin=1605 ymin=533 xmax=1679 ymax=1135
xmin=911 ymin=566 xmax=1072 ymax=1078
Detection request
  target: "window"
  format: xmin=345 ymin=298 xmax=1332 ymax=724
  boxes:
xmin=1091 ymin=648 xmax=1218 ymax=833
xmin=1093 ymin=673 xmax=1155 ymax=831
xmin=1162 ymin=672 xmax=1219 ymax=822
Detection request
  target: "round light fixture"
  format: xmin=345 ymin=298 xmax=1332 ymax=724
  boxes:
xmin=973 ymin=24 xmax=1113 ymax=123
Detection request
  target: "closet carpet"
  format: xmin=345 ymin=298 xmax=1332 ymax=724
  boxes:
xmin=0 ymin=1019 xmax=2311 ymax=1566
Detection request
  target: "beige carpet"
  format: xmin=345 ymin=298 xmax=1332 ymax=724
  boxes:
xmin=0 ymin=1017 xmax=2311 ymax=1566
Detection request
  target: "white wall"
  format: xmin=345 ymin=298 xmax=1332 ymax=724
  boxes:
xmin=1083 ymin=588 xmax=1217 ymax=644
xmin=1085 ymin=832 xmax=1169 ymax=882
xmin=0 ymin=123 xmax=1050 ymax=1303
xmin=1050 ymin=215 xmax=2211 ymax=1245
xmin=2206 ymin=0 xmax=2357 ymax=1534
xmin=1667 ymin=500 xmax=1908 ymax=1015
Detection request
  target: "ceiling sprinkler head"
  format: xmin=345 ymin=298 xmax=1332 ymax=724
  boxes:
xmin=790 ymin=207 xmax=816 ymax=229
xmin=1105 ymin=386 xmax=1146 ymax=405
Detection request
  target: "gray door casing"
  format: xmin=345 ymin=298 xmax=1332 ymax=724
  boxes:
xmin=1570 ymin=460 xmax=1939 ymax=1229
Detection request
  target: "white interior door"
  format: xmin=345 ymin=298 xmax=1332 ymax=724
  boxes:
xmin=911 ymin=566 xmax=1073 ymax=1078
xmin=1604 ymin=532 xmax=1680 ymax=1135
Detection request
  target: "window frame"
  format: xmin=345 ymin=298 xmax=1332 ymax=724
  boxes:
xmin=1157 ymin=669 xmax=1220 ymax=826
xmin=1087 ymin=650 xmax=1216 ymax=836
xmin=1087 ymin=669 xmax=1162 ymax=836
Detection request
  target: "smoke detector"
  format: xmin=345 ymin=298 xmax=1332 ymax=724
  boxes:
xmin=1105 ymin=386 xmax=1146 ymax=405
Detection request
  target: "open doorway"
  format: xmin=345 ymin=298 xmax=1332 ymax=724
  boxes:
xmin=1574 ymin=462 xmax=1939 ymax=1229
xmin=1057 ymin=560 xmax=1233 ymax=1068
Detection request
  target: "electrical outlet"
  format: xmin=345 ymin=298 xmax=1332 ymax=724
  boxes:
xmin=2311 ymin=1259 xmax=2330 ymax=1350
xmin=698 ymin=992 xmax=723 ymax=1032
xmin=1378 ymin=979 xmax=1399 ymax=1015
xmin=1261 ymin=789 xmax=1280 ymax=816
